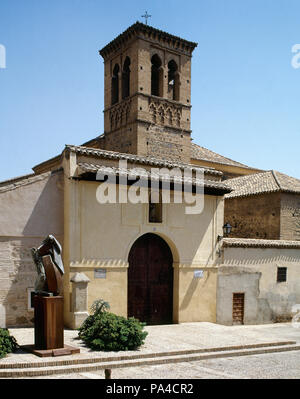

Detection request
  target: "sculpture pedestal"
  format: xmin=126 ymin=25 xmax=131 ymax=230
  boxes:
xmin=25 ymin=236 xmax=80 ymax=357
xmin=34 ymin=295 xmax=64 ymax=350
xmin=21 ymin=295 xmax=80 ymax=357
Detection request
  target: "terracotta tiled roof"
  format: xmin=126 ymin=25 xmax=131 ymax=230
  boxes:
xmin=77 ymin=162 xmax=231 ymax=193
xmin=223 ymin=238 xmax=300 ymax=249
xmin=0 ymin=171 xmax=52 ymax=193
xmin=66 ymin=145 xmax=223 ymax=176
xmin=191 ymin=143 xmax=253 ymax=169
xmin=83 ymin=137 xmax=251 ymax=171
xmin=225 ymin=170 xmax=300 ymax=199
xmin=0 ymin=173 xmax=35 ymax=188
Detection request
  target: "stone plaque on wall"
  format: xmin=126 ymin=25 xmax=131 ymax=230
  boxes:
xmin=94 ymin=268 xmax=106 ymax=279
xmin=194 ymin=270 xmax=204 ymax=279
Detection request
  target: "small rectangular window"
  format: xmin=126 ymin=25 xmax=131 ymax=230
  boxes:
xmin=149 ymin=190 xmax=162 ymax=223
xmin=149 ymin=202 xmax=162 ymax=223
xmin=277 ymin=267 xmax=287 ymax=283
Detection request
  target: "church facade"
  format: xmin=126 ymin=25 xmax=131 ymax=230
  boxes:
xmin=0 ymin=22 xmax=300 ymax=329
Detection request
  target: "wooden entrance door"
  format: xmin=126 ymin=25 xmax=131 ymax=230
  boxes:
xmin=128 ymin=233 xmax=173 ymax=325
xmin=232 ymin=293 xmax=245 ymax=325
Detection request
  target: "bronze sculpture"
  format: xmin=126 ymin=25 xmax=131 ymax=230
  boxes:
xmin=31 ymin=235 xmax=64 ymax=296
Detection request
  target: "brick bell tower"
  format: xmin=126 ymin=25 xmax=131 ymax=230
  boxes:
xmin=99 ymin=22 xmax=197 ymax=163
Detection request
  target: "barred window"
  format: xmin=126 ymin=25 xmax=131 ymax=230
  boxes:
xmin=277 ymin=267 xmax=287 ymax=283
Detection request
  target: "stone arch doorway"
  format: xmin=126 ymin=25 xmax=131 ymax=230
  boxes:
xmin=128 ymin=233 xmax=173 ymax=325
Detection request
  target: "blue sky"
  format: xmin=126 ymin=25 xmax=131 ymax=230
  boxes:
xmin=0 ymin=0 xmax=299 ymax=181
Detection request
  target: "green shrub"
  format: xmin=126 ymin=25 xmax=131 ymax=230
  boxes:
xmin=78 ymin=299 xmax=148 ymax=351
xmin=0 ymin=328 xmax=18 ymax=359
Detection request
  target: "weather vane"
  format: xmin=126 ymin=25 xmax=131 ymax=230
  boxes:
xmin=142 ymin=11 xmax=151 ymax=25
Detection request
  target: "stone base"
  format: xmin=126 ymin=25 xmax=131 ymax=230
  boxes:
xmin=72 ymin=311 xmax=89 ymax=329
xmin=22 ymin=344 xmax=80 ymax=358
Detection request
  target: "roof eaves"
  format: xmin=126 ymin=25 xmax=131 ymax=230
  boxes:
xmin=32 ymin=154 xmax=62 ymax=174
xmin=66 ymin=144 xmax=223 ymax=176
xmin=76 ymin=162 xmax=231 ymax=193
xmin=225 ymin=188 xmax=281 ymax=199
xmin=0 ymin=171 xmax=53 ymax=194
xmin=0 ymin=173 xmax=36 ymax=187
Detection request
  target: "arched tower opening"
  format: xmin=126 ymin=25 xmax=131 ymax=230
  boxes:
xmin=111 ymin=63 xmax=120 ymax=105
xmin=168 ymin=60 xmax=179 ymax=101
xmin=151 ymin=54 xmax=163 ymax=97
xmin=122 ymin=57 xmax=131 ymax=99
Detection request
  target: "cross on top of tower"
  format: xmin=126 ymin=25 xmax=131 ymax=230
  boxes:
xmin=141 ymin=11 xmax=151 ymax=25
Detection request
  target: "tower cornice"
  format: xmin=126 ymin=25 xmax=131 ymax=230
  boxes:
xmin=99 ymin=21 xmax=198 ymax=59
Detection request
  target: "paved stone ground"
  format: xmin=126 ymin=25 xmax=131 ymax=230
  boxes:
xmin=19 ymin=351 xmax=300 ymax=379
xmin=2 ymin=322 xmax=300 ymax=379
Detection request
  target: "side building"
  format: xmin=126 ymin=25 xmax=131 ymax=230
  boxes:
xmin=217 ymin=170 xmax=300 ymax=325
xmin=224 ymin=170 xmax=300 ymax=241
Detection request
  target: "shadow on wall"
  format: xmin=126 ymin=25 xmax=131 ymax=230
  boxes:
xmin=23 ymin=172 xmax=64 ymax=237
xmin=2 ymin=172 xmax=64 ymax=327
xmin=180 ymin=275 xmax=201 ymax=311
xmin=179 ymin=226 xmax=220 ymax=312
